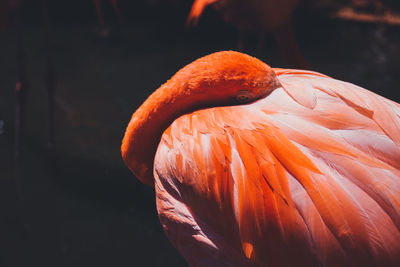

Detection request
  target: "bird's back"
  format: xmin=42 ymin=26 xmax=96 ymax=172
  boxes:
xmin=154 ymin=69 xmax=400 ymax=266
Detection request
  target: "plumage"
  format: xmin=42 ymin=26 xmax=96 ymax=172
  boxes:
xmin=122 ymin=51 xmax=400 ymax=266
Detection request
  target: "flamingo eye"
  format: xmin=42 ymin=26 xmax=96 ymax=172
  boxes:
xmin=236 ymin=91 xmax=253 ymax=103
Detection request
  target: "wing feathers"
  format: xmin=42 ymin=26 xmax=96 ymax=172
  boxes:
xmin=281 ymin=79 xmax=317 ymax=109
xmin=154 ymin=69 xmax=400 ymax=266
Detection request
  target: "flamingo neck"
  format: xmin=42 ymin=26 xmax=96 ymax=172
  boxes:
xmin=121 ymin=78 xmax=198 ymax=186
xmin=121 ymin=51 xmax=278 ymax=186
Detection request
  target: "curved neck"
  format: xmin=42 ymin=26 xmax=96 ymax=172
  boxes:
xmin=121 ymin=51 xmax=277 ymax=186
xmin=121 ymin=78 xmax=200 ymax=186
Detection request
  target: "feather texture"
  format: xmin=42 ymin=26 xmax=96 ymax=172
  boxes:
xmin=154 ymin=69 xmax=400 ymax=266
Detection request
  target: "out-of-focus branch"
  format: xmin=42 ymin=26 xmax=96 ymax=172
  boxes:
xmin=334 ymin=7 xmax=400 ymax=25
xmin=15 ymin=0 xmax=28 ymax=169
xmin=41 ymin=0 xmax=56 ymax=153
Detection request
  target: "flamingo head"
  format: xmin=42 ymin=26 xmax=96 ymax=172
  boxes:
xmin=122 ymin=51 xmax=279 ymax=186
xmin=181 ymin=51 xmax=280 ymax=107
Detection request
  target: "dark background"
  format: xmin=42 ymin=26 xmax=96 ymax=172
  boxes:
xmin=1 ymin=1 xmax=399 ymax=266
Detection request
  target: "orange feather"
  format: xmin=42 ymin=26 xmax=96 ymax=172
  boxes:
xmin=122 ymin=51 xmax=400 ymax=266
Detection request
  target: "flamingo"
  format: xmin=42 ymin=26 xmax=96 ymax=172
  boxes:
xmin=187 ymin=0 xmax=308 ymax=69
xmin=121 ymin=51 xmax=400 ymax=266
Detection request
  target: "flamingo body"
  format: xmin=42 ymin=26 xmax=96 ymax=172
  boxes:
xmin=155 ymin=71 xmax=400 ymax=266
xmin=187 ymin=0 xmax=308 ymax=68
xmin=122 ymin=51 xmax=400 ymax=266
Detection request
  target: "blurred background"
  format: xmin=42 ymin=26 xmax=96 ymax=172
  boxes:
xmin=0 ymin=0 xmax=400 ymax=266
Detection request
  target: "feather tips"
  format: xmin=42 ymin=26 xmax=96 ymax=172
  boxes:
xmin=154 ymin=69 xmax=400 ymax=265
